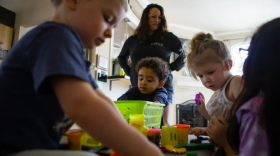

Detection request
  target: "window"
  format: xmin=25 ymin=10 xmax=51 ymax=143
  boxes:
xmin=230 ymin=43 xmax=250 ymax=76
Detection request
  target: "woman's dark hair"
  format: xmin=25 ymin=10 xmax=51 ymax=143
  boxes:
xmin=134 ymin=4 xmax=168 ymax=43
xmin=227 ymin=18 xmax=280 ymax=155
xmin=135 ymin=57 xmax=169 ymax=82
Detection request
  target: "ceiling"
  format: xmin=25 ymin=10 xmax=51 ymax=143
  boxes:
xmin=148 ymin=0 xmax=280 ymax=33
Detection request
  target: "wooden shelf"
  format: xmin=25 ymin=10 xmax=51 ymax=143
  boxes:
xmin=108 ymin=75 xmax=131 ymax=91
xmin=0 ymin=23 xmax=13 ymax=50
xmin=108 ymin=75 xmax=130 ymax=80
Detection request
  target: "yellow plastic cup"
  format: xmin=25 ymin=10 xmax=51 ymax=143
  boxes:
xmin=140 ymin=127 xmax=148 ymax=137
xmin=66 ymin=131 xmax=84 ymax=150
xmin=161 ymin=126 xmax=178 ymax=147
xmin=172 ymin=124 xmax=191 ymax=145
xmin=129 ymin=114 xmax=145 ymax=128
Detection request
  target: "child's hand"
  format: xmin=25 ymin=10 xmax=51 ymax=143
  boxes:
xmin=197 ymin=92 xmax=206 ymax=112
xmin=207 ymin=116 xmax=229 ymax=148
xmin=154 ymin=100 xmax=161 ymax=103
xmin=196 ymin=92 xmax=211 ymax=120
xmin=189 ymin=127 xmax=207 ymax=136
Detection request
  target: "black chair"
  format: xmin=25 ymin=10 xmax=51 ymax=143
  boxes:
xmin=176 ymin=99 xmax=208 ymax=128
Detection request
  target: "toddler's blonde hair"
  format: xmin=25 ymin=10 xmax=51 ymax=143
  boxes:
xmin=187 ymin=32 xmax=231 ymax=80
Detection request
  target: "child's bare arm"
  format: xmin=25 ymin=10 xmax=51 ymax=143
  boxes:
xmin=228 ymin=76 xmax=243 ymax=99
xmin=51 ymin=76 xmax=163 ymax=156
xmin=230 ymin=76 xmax=244 ymax=99
xmin=197 ymin=92 xmax=212 ymax=120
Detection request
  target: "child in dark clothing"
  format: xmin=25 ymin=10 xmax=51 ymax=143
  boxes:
xmin=118 ymin=57 xmax=170 ymax=124
xmin=0 ymin=0 xmax=163 ymax=156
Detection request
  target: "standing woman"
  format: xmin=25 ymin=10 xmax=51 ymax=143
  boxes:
xmin=118 ymin=4 xmax=185 ymax=126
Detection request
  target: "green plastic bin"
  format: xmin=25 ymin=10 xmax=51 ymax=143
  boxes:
xmin=114 ymin=101 xmax=164 ymax=128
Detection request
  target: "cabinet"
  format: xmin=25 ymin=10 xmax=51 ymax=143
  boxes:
xmin=0 ymin=23 xmax=13 ymax=50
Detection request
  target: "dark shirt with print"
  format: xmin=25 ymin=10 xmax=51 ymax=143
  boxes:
xmin=0 ymin=22 xmax=98 ymax=156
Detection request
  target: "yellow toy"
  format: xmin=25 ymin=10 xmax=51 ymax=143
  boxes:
xmin=165 ymin=145 xmax=187 ymax=154
xmin=173 ymin=124 xmax=191 ymax=145
xmin=161 ymin=126 xmax=178 ymax=147
xmin=129 ymin=114 xmax=145 ymax=128
xmin=129 ymin=114 xmax=147 ymax=137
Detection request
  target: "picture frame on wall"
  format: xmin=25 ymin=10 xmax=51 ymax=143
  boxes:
xmin=96 ymin=54 xmax=108 ymax=70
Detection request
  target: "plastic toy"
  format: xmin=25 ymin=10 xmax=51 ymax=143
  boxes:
xmin=165 ymin=145 xmax=187 ymax=154
xmin=147 ymin=128 xmax=161 ymax=146
xmin=110 ymin=151 xmax=121 ymax=156
xmin=119 ymin=107 xmax=130 ymax=122
xmin=159 ymin=147 xmax=167 ymax=153
xmin=129 ymin=114 xmax=145 ymax=128
xmin=161 ymin=126 xmax=178 ymax=147
xmin=65 ymin=130 xmax=86 ymax=151
xmin=195 ymin=94 xmax=201 ymax=105
xmin=115 ymin=101 xmax=164 ymax=128
xmin=172 ymin=124 xmax=191 ymax=145
xmin=187 ymin=152 xmax=198 ymax=156
xmin=81 ymin=133 xmax=102 ymax=147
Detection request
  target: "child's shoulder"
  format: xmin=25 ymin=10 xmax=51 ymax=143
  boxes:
xmin=228 ymin=76 xmax=243 ymax=98
xmin=229 ymin=76 xmax=243 ymax=88
xmin=37 ymin=21 xmax=79 ymax=39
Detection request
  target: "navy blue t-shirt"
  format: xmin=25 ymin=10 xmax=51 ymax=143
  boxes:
xmin=0 ymin=21 xmax=98 ymax=156
xmin=117 ymin=86 xmax=169 ymax=107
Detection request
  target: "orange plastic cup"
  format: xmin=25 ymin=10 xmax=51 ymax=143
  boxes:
xmin=66 ymin=130 xmax=84 ymax=150
xmin=110 ymin=151 xmax=122 ymax=156
xmin=172 ymin=124 xmax=191 ymax=145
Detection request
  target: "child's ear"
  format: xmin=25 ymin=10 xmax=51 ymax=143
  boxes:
xmin=157 ymin=81 xmax=165 ymax=89
xmin=225 ymin=59 xmax=233 ymax=70
xmin=65 ymin=0 xmax=78 ymax=10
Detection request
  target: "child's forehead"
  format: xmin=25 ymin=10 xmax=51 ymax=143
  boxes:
xmin=139 ymin=67 xmax=157 ymax=76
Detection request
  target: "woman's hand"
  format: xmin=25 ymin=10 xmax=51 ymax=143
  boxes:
xmin=189 ymin=127 xmax=208 ymax=136
xmin=207 ymin=116 xmax=229 ymax=148
xmin=197 ymin=92 xmax=211 ymax=120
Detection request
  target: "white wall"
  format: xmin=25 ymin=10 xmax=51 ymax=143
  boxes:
xmin=0 ymin=0 xmax=54 ymax=42
xmin=216 ymin=32 xmax=253 ymax=48
xmin=93 ymin=37 xmax=131 ymax=101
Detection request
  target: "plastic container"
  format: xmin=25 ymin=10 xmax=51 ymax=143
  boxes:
xmin=119 ymin=107 xmax=130 ymax=122
xmin=161 ymin=126 xmax=178 ymax=147
xmin=129 ymin=114 xmax=145 ymax=128
xmin=147 ymin=128 xmax=161 ymax=146
xmin=110 ymin=151 xmax=122 ymax=156
xmin=173 ymin=124 xmax=191 ymax=145
xmin=114 ymin=101 xmax=164 ymax=128
xmin=65 ymin=130 xmax=84 ymax=150
xmin=140 ymin=126 xmax=148 ymax=137
xmin=81 ymin=133 xmax=102 ymax=147
xmin=120 ymin=68 xmax=125 ymax=76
